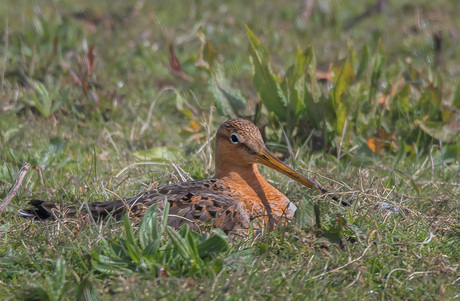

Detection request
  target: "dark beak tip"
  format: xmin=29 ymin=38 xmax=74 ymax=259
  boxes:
xmin=342 ymin=200 xmax=352 ymax=206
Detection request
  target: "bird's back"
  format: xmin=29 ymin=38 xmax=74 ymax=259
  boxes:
xmin=19 ymin=178 xmax=253 ymax=233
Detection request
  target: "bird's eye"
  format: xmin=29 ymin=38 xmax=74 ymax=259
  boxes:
xmin=230 ymin=133 xmax=240 ymax=144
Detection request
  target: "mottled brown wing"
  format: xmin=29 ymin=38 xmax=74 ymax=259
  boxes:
xmin=121 ymin=178 xmax=250 ymax=232
xmin=19 ymin=178 xmax=250 ymax=232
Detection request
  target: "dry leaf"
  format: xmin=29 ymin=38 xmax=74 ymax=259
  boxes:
xmin=169 ymin=42 xmax=189 ymax=81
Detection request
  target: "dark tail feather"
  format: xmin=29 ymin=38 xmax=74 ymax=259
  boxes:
xmin=18 ymin=199 xmax=132 ymax=221
xmin=18 ymin=200 xmax=54 ymax=220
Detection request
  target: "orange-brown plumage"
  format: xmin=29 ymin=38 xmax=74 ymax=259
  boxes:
xmin=20 ymin=118 xmax=346 ymax=233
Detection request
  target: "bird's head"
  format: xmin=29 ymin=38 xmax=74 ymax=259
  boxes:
xmin=215 ymin=118 xmax=316 ymax=189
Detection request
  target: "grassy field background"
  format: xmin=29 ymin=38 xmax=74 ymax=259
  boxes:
xmin=1 ymin=0 xmax=459 ymax=299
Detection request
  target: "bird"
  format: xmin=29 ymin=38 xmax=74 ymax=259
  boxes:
xmin=19 ymin=118 xmax=348 ymax=233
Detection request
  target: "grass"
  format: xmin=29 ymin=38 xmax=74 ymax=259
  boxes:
xmin=1 ymin=0 xmax=459 ymax=299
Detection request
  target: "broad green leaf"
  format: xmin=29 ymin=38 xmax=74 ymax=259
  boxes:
xmin=331 ymin=57 xmax=355 ymax=135
xmin=246 ymin=26 xmax=287 ymax=121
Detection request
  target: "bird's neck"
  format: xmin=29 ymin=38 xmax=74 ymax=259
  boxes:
xmin=215 ymin=163 xmax=265 ymax=186
xmin=214 ymin=163 xmax=284 ymax=206
xmin=214 ymin=163 xmax=294 ymax=225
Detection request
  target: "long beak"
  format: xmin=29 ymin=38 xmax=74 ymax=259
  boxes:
xmin=257 ymin=147 xmax=350 ymax=206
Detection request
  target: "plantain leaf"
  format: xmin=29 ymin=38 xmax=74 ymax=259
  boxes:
xmin=166 ymin=226 xmax=192 ymax=260
xmin=139 ymin=205 xmax=159 ymax=249
xmin=123 ymin=214 xmax=142 ymax=263
xmin=185 ymin=229 xmax=200 ymax=262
